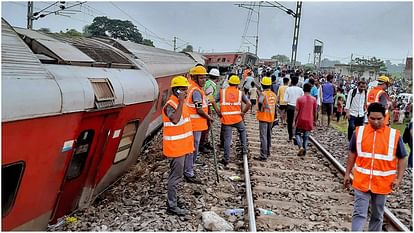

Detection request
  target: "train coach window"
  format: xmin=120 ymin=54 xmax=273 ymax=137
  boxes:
xmin=2 ymin=161 xmax=25 ymax=217
xmin=114 ymin=121 xmax=139 ymax=163
xmin=66 ymin=130 xmax=95 ymax=180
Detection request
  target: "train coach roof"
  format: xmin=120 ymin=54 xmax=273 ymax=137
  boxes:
xmin=2 ymin=19 xmax=158 ymax=122
xmin=99 ymin=38 xmax=196 ymax=78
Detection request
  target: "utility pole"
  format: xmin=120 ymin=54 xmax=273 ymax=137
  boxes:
xmin=255 ymin=5 xmax=260 ymax=56
xmin=350 ymin=53 xmax=353 ymax=77
xmin=27 ymin=1 xmax=34 ymax=29
xmin=290 ymin=1 xmax=302 ymax=68
xmin=173 ymin=36 xmax=177 ymax=51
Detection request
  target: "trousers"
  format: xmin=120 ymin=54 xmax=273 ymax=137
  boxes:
xmin=295 ymin=129 xmax=310 ymax=154
xmin=167 ymin=156 xmax=185 ymax=208
xmin=259 ymin=121 xmax=272 ymax=159
xmin=223 ymin=121 xmax=247 ymax=161
xmin=286 ymin=105 xmax=295 ymax=140
xmin=352 ymin=189 xmax=386 ymax=231
xmin=348 ymin=115 xmax=365 ymax=141
xmin=184 ymin=131 xmax=201 ymax=177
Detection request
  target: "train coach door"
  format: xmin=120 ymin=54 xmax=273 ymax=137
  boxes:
xmin=51 ymin=111 xmax=118 ymax=223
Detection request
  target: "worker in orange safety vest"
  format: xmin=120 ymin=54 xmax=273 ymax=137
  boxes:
xmin=218 ymin=75 xmax=251 ymax=167
xmin=162 ymin=76 xmax=194 ymax=216
xmin=366 ymin=75 xmax=391 ymax=125
xmin=254 ymin=77 xmax=277 ymax=161
xmin=185 ymin=65 xmax=214 ymax=183
xmin=343 ymin=102 xmax=408 ymax=231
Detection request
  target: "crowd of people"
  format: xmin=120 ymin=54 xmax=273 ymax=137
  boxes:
xmin=161 ymin=63 xmax=412 ymax=232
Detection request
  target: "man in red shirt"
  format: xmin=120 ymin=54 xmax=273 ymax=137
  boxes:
xmin=293 ymin=83 xmax=317 ymax=156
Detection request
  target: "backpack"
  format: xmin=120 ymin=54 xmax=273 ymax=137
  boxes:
xmin=350 ymin=88 xmax=367 ymax=107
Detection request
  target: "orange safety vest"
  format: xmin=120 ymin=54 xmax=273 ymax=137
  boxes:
xmin=352 ymin=124 xmax=400 ymax=194
xmin=162 ymin=96 xmax=194 ymax=157
xmin=256 ymin=90 xmax=277 ymax=123
xmin=186 ymin=79 xmax=209 ymax=131
xmin=220 ymin=86 xmax=243 ymax=125
xmin=367 ymin=87 xmax=390 ymax=123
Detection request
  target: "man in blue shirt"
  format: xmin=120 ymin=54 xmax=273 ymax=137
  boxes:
xmin=321 ymin=74 xmax=335 ymax=127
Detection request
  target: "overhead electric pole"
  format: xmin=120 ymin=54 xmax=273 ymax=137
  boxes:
xmin=173 ymin=36 xmax=177 ymax=51
xmin=290 ymin=1 xmax=302 ymax=68
xmin=27 ymin=1 xmax=34 ymax=29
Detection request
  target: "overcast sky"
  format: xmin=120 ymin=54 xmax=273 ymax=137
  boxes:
xmin=2 ymin=1 xmax=412 ymax=64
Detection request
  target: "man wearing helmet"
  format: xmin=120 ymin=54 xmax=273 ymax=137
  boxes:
xmin=199 ymin=68 xmax=222 ymax=153
xmin=162 ymin=76 xmax=194 ymax=216
xmin=366 ymin=75 xmax=392 ymax=125
xmin=255 ymin=77 xmax=277 ymax=161
xmin=218 ymin=75 xmax=251 ymax=167
xmin=185 ymin=66 xmax=213 ymax=183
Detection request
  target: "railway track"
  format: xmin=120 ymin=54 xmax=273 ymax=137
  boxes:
xmin=241 ymin=113 xmax=411 ymax=231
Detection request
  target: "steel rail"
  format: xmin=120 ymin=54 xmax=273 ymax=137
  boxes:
xmin=309 ymin=135 xmax=410 ymax=232
xmin=243 ymin=153 xmax=256 ymax=232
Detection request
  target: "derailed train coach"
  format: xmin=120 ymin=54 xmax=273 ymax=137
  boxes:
xmin=1 ymin=18 xmax=200 ymax=230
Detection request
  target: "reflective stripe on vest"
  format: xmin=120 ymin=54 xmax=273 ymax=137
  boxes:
xmin=162 ymin=97 xmax=194 ymax=157
xmin=186 ymin=79 xmax=208 ymax=131
xmin=220 ymin=87 xmax=243 ymax=125
xmin=163 ymin=131 xmax=193 ymax=141
xmin=352 ymin=125 xmax=399 ymax=194
xmin=356 ymin=125 xmax=396 ymax=161
xmin=256 ymin=90 xmax=276 ymax=122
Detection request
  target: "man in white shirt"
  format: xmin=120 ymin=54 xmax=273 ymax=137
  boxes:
xmin=284 ymin=75 xmax=304 ymax=141
xmin=344 ymin=80 xmax=367 ymax=141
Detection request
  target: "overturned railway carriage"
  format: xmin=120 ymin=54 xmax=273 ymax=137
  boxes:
xmin=1 ymin=19 xmax=162 ymax=230
xmin=93 ymin=38 xmax=200 ymax=136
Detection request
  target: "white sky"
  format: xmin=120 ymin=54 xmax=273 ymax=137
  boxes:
xmin=1 ymin=0 xmax=413 ymax=64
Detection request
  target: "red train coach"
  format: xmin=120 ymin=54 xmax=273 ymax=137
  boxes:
xmin=1 ymin=19 xmax=159 ymax=230
xmin=94 ymin=38 xmax=202 ymax=136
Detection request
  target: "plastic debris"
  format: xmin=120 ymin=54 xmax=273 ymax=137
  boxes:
xmin=228 ymin=176 xmax=241 ymax=181
xmin=257 ymin=208 xmax=274 ymax=215
xmin=224 ymin=208 xmax=244 ymax=216
xmin=65 ymin=216 xmax=77 ymax=224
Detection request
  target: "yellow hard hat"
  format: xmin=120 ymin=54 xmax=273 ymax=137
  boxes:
xmin=261 ymin=77 xmax=272 ymax=86
xmin=228 ymin=75 xmax=240 ymax=85
xmin=171 ymin=76 xmax=189 ymax=88
xmin=189 ymin=66 xmax=208 ymax=75
xmin=377 ymin=75 xmax=390 ymax=83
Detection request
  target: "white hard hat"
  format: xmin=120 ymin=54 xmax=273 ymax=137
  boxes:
xmin=209 ymin=68 xmax=220 ymax=77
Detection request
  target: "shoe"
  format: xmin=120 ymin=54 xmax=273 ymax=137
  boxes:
xmin=293 ymin=138 xmax=298 ymax=146
xmin=167 ymin=206 xmax=187 ymax=216
xmin=199 ymin=146 xmax=210 ymax=153
xmin=253 ymin=156 xmax=267 ymax=161
xmin=184 ymin=175 xmax=202 ymax=184
xmin=166 ymin=199 xmax=185 ymax=208
xmin=297 ymin=148 xmax=305 ymax=156
xmin=219 ymin=159 xmax=229 ymax=166
xmin=204 ymin=143 xmax=214 ymax=150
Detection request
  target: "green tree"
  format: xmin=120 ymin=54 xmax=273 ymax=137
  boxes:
xmin=37 ymin=28 xmax=51 ymax=33
xmin=60 ymin=29 xmax=82 ymax=37
xmin=84 ymin=16 xmax=154 ymax=46
xmin=142 ymin=39 xmax=154 ymax=47
xmin=181 ymin=45 xmax=193 ymax=52
xmin=271 ymin=54 xmax=290 ymax=63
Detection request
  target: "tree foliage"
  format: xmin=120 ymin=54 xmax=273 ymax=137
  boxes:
xmin=271 ymin=54 xmax=290 ymax=63
xmin=352 ymin=56 xmax=387 ymax=72
xmin=84 ymin=16 xmax=154 ymax=47
xmin=181 ymin=45 xmax=193 ymax=52
xmin=38 ymin=28 xmax=51 ymax=33
xmin=59 ymin=29 xmax=82 ymax=37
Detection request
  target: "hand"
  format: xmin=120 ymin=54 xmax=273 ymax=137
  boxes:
xmin=346 ymin=113 xmax=350 ymax=120
xmin=313 ymin=121 xmax=317 ymax=127
xmin=178 ymin=91 xmax=187 ymax=102
xmin=343 ymin=174 xmax=352 ymax=190
xmin=208 ymin=116 xmax=214 ymax=122
xmin=241 ymin=112 xmax=246 ymax=119
xmin=217 ymin=111 xmax=223 ymax=118
xmin=391 ymin=179 xmax=402 ymax=191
